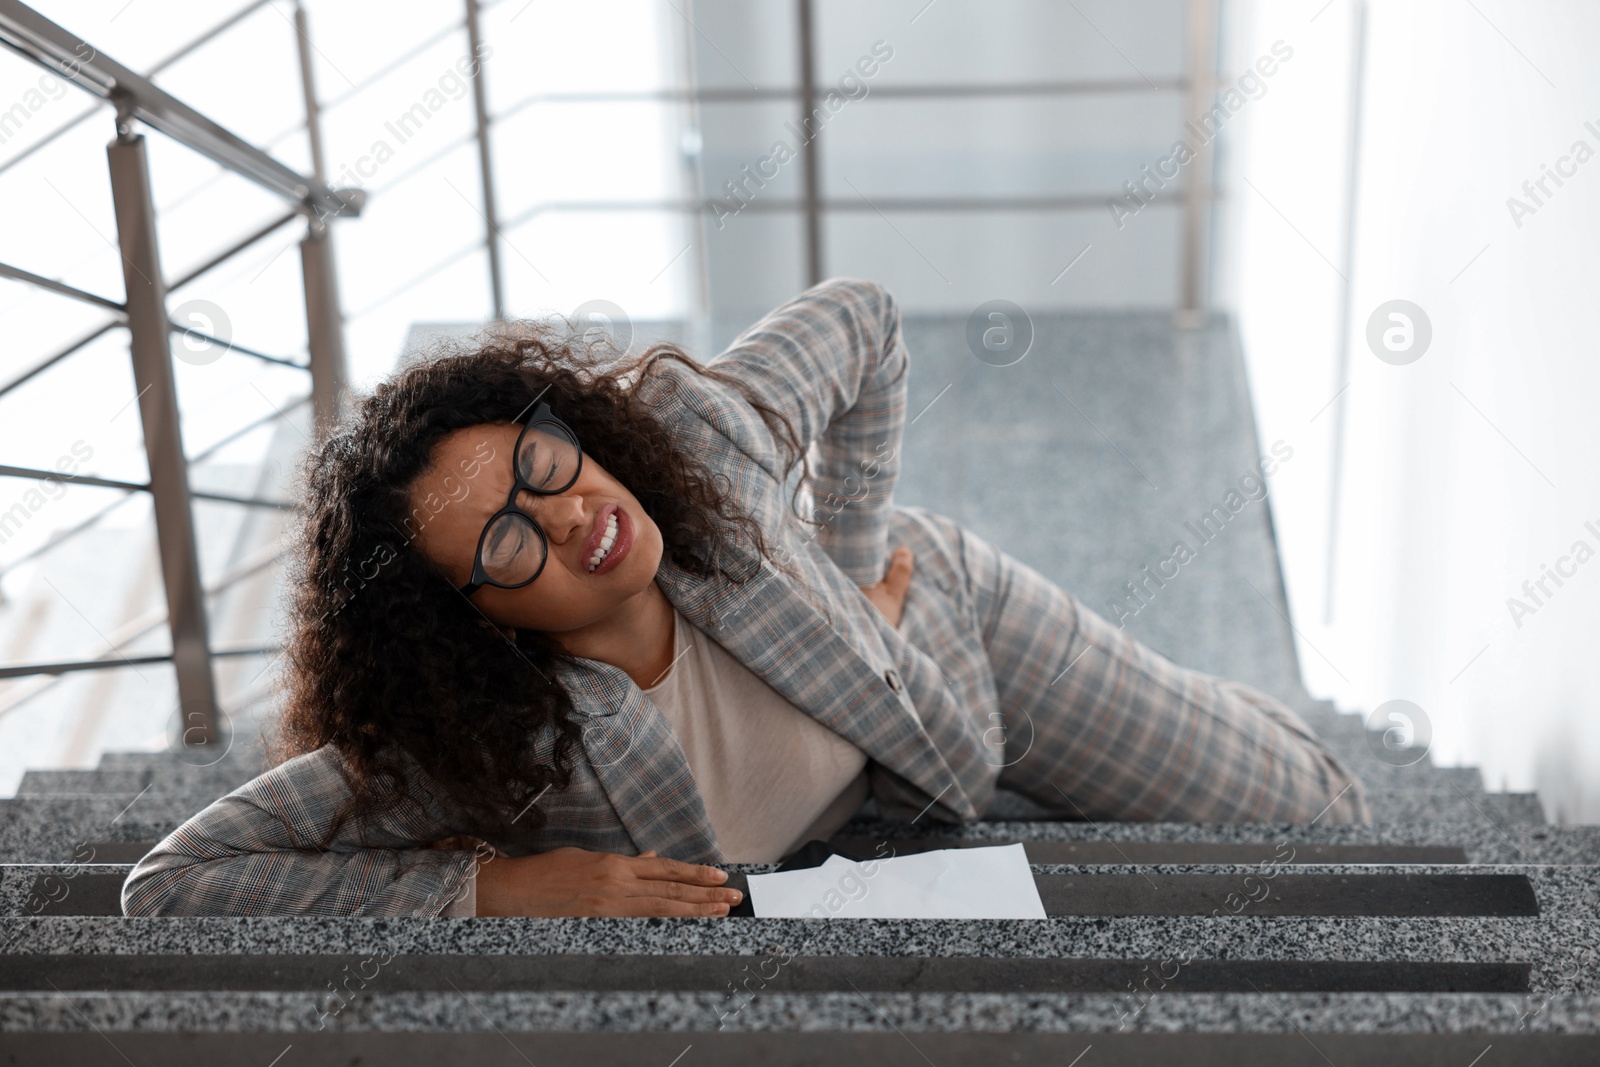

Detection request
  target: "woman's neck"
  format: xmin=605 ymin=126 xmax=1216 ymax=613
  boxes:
xmin=554 ymin=576 xmax=678 ymax=691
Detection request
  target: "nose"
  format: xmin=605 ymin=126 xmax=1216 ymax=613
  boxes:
xmin=516 ymin=488 xmax=585 ymax=542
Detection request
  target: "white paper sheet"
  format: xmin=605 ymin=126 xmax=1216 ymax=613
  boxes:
xmin=745 ymin=842 xmax=1046 ymax=919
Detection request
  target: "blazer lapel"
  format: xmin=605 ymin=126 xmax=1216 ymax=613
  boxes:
xmin=656 ymin=539 xmax=969 ymax=816
xmin=552 ymin=652 xmax=724 ymax=863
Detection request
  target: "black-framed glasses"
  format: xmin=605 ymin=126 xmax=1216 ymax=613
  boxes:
xmin=458 ymin=400 xmax=583 ymax=596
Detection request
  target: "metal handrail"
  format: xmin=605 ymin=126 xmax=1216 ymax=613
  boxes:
xmin=0 ymin=1 xmax=358 ymax=219
xmin=0 ymin=0 xmax=275 ymax=182
xmin=0 ymin=1 xmax=356 ymax=737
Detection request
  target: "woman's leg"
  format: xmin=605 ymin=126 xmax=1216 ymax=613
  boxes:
xmin=940 ymin=512 xmax=1370 ymax=824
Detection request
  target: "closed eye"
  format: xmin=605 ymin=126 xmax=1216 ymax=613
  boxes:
xmin=484 ymin=518 xmax=528 ymax=565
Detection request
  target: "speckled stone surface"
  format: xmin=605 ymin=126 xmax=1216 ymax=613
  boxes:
xmin=0 ymin=864 xmax=128 ymax=916
xmin=974 ymin=787 xmax=1537 ymax=823
xmin=0 ymin=787 xmax=1545 ymax=865
xmin=4 ymin=811 xmax=1595 ymax=865
xmin=3 ymin=989 xmax=1599 ymax=1034
xmin=835 ymin=817 xmax=1596 ymax=864
xmin=3 ymin=866 xmax=1597 ymax=997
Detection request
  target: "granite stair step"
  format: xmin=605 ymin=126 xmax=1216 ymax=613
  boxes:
xmin=0 ymin=861 xmax=1595 ymax=1059
xmin=0 ymin=1008 xmax=1596 ymax=1065
xmin=2 ymin=803 xmax=1592 ymax=865
xmin=5 ymin=861 xmax=1573 ymax=922
xmin=975 ymin=786 xmax=1543 ymax=824
xmin=77 ymin=740 xmax=1487 ymax=794
xmin=1 ymin=871 xmax=1593 ymax=1003
xmin=0 ymin=783 xmax=1543 ymax=868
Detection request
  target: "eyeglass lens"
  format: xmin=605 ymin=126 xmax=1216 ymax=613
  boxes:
xmin=478 ymin=421 xmax=581 ymax=585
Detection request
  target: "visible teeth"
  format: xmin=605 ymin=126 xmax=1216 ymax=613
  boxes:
xmin=588 ymin=513 xmax=619 ymax=571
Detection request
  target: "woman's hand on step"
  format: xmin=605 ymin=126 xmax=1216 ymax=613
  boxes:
xmin=473 ymin=846 xmax=742 ymax=917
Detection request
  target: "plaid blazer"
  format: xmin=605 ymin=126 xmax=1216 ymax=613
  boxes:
xmin=124 ymin=278 xmax=1006 ymax=918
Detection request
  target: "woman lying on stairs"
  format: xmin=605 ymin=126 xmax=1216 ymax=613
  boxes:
xmin=122 ymin=278 xmax=1369 ymax=919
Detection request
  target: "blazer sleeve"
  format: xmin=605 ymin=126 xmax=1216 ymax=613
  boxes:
xmin=708 ymin=277 xmax=909 ymax=587
xmin=120 ymin=744 xmax=478 ymax=917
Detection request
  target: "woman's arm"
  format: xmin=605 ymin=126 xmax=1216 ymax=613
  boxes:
xmin=709 ymin=278 xmax=909 ymax=587
xmin=121 ymin=745 xmax=745 ymax=918
xmin=121 ymin=745 xmax=478 ymax=917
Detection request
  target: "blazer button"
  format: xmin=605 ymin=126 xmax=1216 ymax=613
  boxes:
xmin=884 ymin=669 xmax=902 ymax=693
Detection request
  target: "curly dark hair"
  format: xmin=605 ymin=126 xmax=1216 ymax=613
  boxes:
xmin=269 ymin=323 xmax=821 ymax=847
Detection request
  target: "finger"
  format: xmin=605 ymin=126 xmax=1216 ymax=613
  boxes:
xmin=601 ymin=897 xmax=733 ymax=918
xmin=634 ymin=856 xmax=730 ymax=885
xmin=629 ymin=879 xmax=744 ymax=906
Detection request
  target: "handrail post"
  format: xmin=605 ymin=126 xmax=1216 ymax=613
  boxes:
xmin=464 ymin=0 xmax=505 ymax=320
xmin=106 ymin=113 xmax=219 ymax=744
xmin=1180 ymin=0 xmax=1217 ymax=323
xmin=796 ymin=0 xmax=823 ymax=287
xmin=294 ymin=1 xmax=348 ymax=438
xmin=300 ymin=222 xmax=348 ymax=438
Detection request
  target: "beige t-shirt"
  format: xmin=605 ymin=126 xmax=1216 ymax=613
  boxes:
xmin=641 ymin=605 xmax=871 ymax=863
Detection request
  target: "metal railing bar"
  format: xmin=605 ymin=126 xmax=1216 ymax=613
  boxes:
xmin=0 ymin=185 xmax=297 ymax=342
xmin=496 ymin=191 xmax=1201 ymax=234
xmin=167 ymin=324 xmax=310 ymax=371
xmin=0 ymin=653 xmax=172 ymax=679
xmin=320 ymin=17 xmax=468 ymax=112
xmin=0 ymin=464 xmax=291 ymax=510
xmin=190 ymin=489 xmax=293 ymax=510
xmin=0 ymin=540 xmax=287 ymax=709
xmin=0 ymin=397 xmax=308 ymax=578
xmin=0 ymin=260 xmax=125 ymax=313
xmin=350 ymin=188 xmax=1204 ymax=323
xmin=190 ymin=394 xmax=311 ymax=465
xmin=0 ymin=464 xmax=146 ymax=494
xmin=0 ymin=320 xmax=123 ymax=402
xmin=0 ymin=2 xmax=352 ymax=218
xmin=167 ymin=209 xmax=302 ymax=292
xmin=0 ymin=0 xmax=275 ymax=182
xmin=492 ymin=77 xmax=1188 ymax=126
xmin=0 ymin=644 xmax=278 ymax=680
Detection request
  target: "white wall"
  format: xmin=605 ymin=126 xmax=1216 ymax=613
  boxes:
xmin=1227 ymin=0 xmax=1600 ymax=821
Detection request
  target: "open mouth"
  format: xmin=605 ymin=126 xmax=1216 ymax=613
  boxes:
xmin=586 ymin=504 xmax=632 ymax=574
